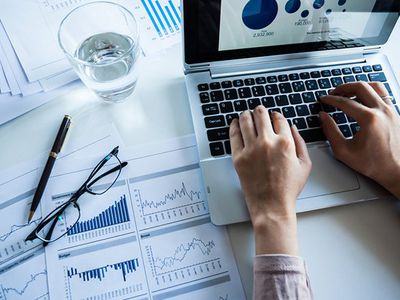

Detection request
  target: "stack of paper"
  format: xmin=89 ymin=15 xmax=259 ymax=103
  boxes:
xmin=0 ymin=0 xmax=182 ymax=126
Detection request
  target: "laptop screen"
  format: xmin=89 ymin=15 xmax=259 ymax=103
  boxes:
xmin=184 ymin=0 xmax=400 ymax=65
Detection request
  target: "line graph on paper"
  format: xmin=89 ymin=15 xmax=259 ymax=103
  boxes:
xmin=0 ymin=218 xmax=41 ymax=243
xmin=130 ymin=166 xmax=209 ymax=230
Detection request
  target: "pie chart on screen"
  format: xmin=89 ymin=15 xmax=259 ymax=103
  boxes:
xmin=242 ymin=0 xmax=279 ymax=30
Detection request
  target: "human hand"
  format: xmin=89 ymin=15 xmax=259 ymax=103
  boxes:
xmin=229 ymin=106 xmax=312 ymax=255
xmin=320 ymin=82 xmax=400 ymax=198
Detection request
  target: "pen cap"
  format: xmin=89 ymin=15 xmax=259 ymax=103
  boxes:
xmin=52 ymin=115 xmax=72 ymax=154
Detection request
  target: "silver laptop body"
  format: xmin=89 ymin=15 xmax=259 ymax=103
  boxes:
xmin=182 ymin=0 xmax=400 ymax=225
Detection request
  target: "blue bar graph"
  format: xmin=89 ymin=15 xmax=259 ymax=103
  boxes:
xmin=67 ymin=195 xmax=130 ymax=236
xmin=165 ymin=6 xmax=179 ymax=31
xmin=156 ymin=0 xmax=174 ymax=33
xmin=169 ymin=0 xmax=181 ymax=24
xmin=141 ymin=0 xmax=162 ymax=37
xmin=67 ymin=258 xmax=139 ymax=282
xmin=148 ymin=0 xmax=168 ymax=35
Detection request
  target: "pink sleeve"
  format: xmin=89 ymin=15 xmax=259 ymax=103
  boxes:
xmin=253 ymin=255 xmax=313 ymax=300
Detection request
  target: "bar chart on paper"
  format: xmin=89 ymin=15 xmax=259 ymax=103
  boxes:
xmin=132 ymin=0 xmax=182 ymax=54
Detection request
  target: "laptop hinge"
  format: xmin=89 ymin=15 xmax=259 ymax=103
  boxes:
xmin=209 ymin=52 xmax=367 ymax=79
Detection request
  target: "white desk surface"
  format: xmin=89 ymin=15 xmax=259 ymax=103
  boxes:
xmin=1 ymin=20 xmax=400 ymax=300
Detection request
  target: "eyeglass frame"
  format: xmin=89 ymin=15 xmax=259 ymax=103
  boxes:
xmin=25 ymin=146 xmax=128 ymax=247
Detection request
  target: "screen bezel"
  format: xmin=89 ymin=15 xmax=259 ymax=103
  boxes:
xmin=184 ymin=0 xmax=400 ymax=65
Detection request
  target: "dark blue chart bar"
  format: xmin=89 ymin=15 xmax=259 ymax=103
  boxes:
xmin=169 ymin=0 xmax=181 ymax=24
xmin=148 ymin=0 xmax=168 ymax=35
xmin=67 ymin=195 xmax=130 ymax=236
xmin=67 ymin=258 xmax=139 ymax=282
xmin=156 ymin=0 xmax=174 ymax=33
xmin=141 ymin=0 xmax=162 ymax=37
xmin=165 ymin=5 xmax=179 ymax=31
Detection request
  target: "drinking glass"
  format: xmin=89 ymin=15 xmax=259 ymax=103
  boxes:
xmin=58 ymin=1 xmax=140 ymax=103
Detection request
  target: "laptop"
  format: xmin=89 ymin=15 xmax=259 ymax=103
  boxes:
xmin=182 ymin=0 xmax=400 ymax=225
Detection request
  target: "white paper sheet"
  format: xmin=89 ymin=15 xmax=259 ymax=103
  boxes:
xmin=43 ymin=135 xmax=245 ymax=300
xmin=0 ymin=21 xmax=43 ymax=96
xmin=0 ymin=125 xmax=123 ymax=300
xmin=0 ymin=80 xmax=82 ymax=126
xmin=0 ymin=63 xmax=10 ymax=94
xmin=39 ymin=69 xmax=79 ymax=92
xmin=0 ymin=42 xmax=21 ymax=95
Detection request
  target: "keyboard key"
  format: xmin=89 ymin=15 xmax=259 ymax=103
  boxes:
xmin=224 ymin=141 xmax=232 ymax=155
xmin=342 ymin=68 xmax=352 ymax=75
xmin=198 ymin=83 xmax=209 ymax=91
xmin=384 ymin=83 xmax=393 ymax=95
xmin=289 ymin=93 xmax=302 ymax=105
xmin=205 ymin=116 xmax=226 ymax=128
xmin=321 ymin=70 xmax=332 ymax=77
xmin=331 ymin=69 xmax=342 ymax=76
xmin=352 ymin=66 xmax=362 ymax=74
xmin=300 ymin=72 xmax=311 ymax=79
xmin=287 ymin=119 xmax=293 ymax=126
xmin=238 ymin=87 xmax=252 ymax=98
xmin=299 ymin=128 xmax=326 ymax=143
xmin=311 ymin=71 xmax=321 ymax=78
xmin=256 ymin=77 xmax=267 ymax=84
xmin=199 ymin=92 xmax=210 ymax=103
xmin=347 ymin=115 xmax=356 ymax=123
xmin=275 ymin=95 xmax=289 ymax=106
xmin=296 ymin=105 xmax=310 ymax=116
xmin=333 ymin=112 xmax=347 ymax=124
xmin=202 ymin=104 xmax=219 ymax=115
xmin=344 ymin=75 xmax=356 ymax=83
xmin=211 ymin=90 xmax=224 ymax=101
xmin=248 ymin=98 xmax=261 ymax=109
xmin=282 ymin=106 xmax=296 ymax=118
xmin=267 ymin=76 xmax=278 ymax=83
xmin=309 ymin=103 xmax=322 ymax=114
xmin=395 ymin=105 xmax=400 ymax=115
xmin=221 ymin=81 xmax=233 ymax=88
xmin=318 ymin=78 xmax=331 ymax=89
xmin=302 ymin=92 xmax=316 ymax=103
xmin=234 ymin=100 xmax=248 ymax=111
xmin=278 ymin=74 xmax=289 ymax=82
xmin=331 ymin=77 xmax=344 ymax=87
xmin=252 ymin=86 xmax=266 ymax=97
xmin=220 ymin=101 xmax=234 ymax=113
xmin=292 ymin=81 xmax=306 ymax=92
xmin=224 ymin=89 xmax=238 ymax=100
xmin=306 ymin=80 xmax=319 ymax=90
xmin=210 ymin=82 xmax=221 ymax=90
xmin=262 ymin=97 xmax=275 ymax=108
xmin=289 ymin=73 xmax=300 ymax=81
xmin=322 ymin=103 xmax=336 ymax=113
xmin=373 ymin=64 xmax=383 ymax=71
xmin=226 ymin=113 xmax=239 ymax=125
xmin=306 ymin=116 xmax=320 ymax=128
xmin=350 ymin=123 xmax=361 ymax=135
xmin=245 ymin=78 xmax=255 ymax=86
xmin=279 ymin=83 xmax=292 ymax=94
xmin=293 ymin=118 xmax=307 ymax=129
xmin=207 ymin=128 xmax=229 ymax=141
xmin=315 ymin=90 xmax=328 ymax=100
xmin=356 ymin=74 xmax=368 ymax=82
xmin=339 ymin=124 xmax=352 ymax=138
xmin=265 ymin=84 xmax=279 ymax=95
xmin=368 ymin=72 xmax=387 ymax=82
xmin=233 ymin=79 xmax=244 ymax=87
xmin=209 ymin=142 xmax=225 ymax=156
xmin=362 ymin=65 xmax=373 ymax=72
xmin=269 ymin=108 xmax=282 ymax=115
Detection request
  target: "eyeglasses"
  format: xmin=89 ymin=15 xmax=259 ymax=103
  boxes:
xmin=25 ymin=146 xmax=128 ymax=247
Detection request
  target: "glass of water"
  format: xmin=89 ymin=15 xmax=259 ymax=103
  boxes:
xmin=58 ymin=1 xmax=140 ymax=103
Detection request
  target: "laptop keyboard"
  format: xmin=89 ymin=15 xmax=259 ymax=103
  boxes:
xmin=197 ymin=64 xmax=399 ymax=157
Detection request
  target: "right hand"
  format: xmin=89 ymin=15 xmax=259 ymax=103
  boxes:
xmin=320 ymin=82 xmax=400 ymax=198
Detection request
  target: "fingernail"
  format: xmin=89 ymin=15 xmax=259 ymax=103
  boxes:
xmin=292 ymin=124 xmax=298 ymax=131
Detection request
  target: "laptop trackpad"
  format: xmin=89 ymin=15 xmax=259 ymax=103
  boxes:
xmin=300 ymin=146 xmax=360 ymax=199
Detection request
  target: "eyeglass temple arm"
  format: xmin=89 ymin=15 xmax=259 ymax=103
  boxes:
xmin=87 ymin=161 xmax=128 ymax=189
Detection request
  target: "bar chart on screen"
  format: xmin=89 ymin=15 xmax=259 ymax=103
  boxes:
xmin=52 ymin=180 xmax=136 ymax=245
xmin=130 ymin=164 xmax=209 ymax=230
xmin=132 ymin=0 xmax=182 ymax=54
